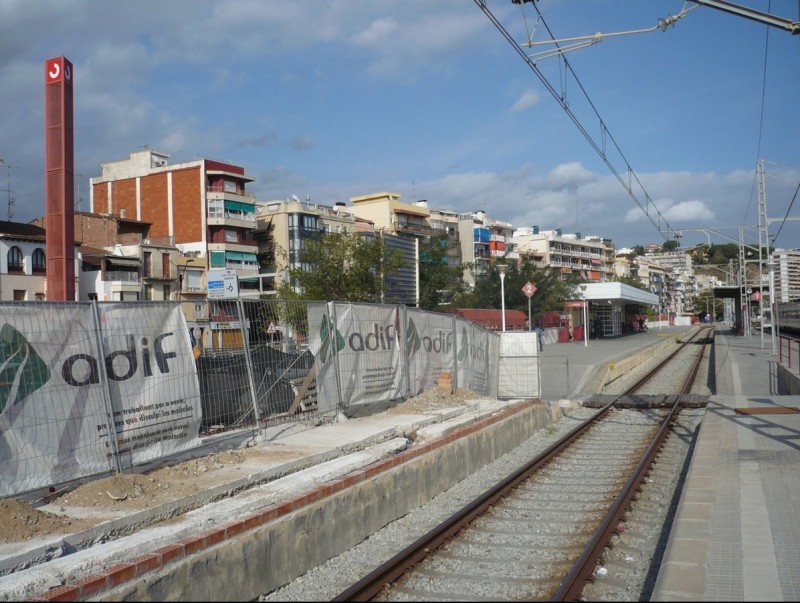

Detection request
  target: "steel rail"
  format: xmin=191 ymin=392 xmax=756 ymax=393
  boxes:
xmin=330 ymin=327 xmax=713 ymax=602
xmin=552 ymin=326 xmax=713 ymax=600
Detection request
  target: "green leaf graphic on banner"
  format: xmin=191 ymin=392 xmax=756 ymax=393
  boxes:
xmin=405 ymin=318 xmax=421 ymax=355
xmin=318 ymin=315 xmax=345 ymax=364
xmin=0 ymin=323 xmax=51 ymax=413
xmin=457 ymin=327 xmax=469 ymax=362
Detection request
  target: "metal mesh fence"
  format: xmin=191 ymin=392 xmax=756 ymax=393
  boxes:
xmin=0 ymin=301 xmax=203 ymax=497
xmin=0 ymin=297 xmax=538 ymax=499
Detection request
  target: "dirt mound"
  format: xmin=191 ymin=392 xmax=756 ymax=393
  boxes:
xmin=0 ymin=498 xmax=95 ymax=543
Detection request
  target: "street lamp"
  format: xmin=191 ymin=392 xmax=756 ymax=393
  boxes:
xmin=498 ymin=264 xmax=507 ymax=332
xmin=578 ymin=284 xmax=589 ymax=347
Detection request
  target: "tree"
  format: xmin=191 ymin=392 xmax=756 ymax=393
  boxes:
xmin=450 ymin=259 xmax=574 ymax=323
xmin=276 ymin=231 xmax=406 ymax=302
xmin=418 ymin=233 xmax=469 ymax=310
xmin=686 ymin=244 xmax=709 ymax=264
xmin=618 ymin=275 xmax=648 ymax=290
xmin=695 ymin=290 xmax=724 ymax=321
xmin=708 ymin=243 xmax=740 ymax=263
xmin=662 ymin=239 xmax=679 ymax=252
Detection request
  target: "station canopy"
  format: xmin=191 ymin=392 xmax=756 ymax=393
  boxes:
xmin=580 ymin=282 xmax=659 ymax=305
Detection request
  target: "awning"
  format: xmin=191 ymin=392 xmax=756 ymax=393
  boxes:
xmin=591 ymin=258 xmax=602 ymax=265
xmin=105 ymin=256 xmax=140 ymax=267
xmin=226 ymin=251 xmax=258 ymax=263
xmin=224 ymin=200 xmax=256 ymax=213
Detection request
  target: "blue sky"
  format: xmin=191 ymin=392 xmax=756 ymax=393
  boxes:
xmin=1 ymin=0 xmax=798 ymax=252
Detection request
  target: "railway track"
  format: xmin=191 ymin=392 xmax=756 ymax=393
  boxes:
xmin=328 ymin=327 xmax=713 ymax=602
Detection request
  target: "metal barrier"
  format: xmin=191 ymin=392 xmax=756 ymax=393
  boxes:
xmin=0 ymin=298 xmax=538 ymax=499
xmin=779 ymin=335 xmax=800 ymax=371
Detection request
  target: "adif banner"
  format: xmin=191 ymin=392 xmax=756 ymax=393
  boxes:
xmin=308 ymin=304 xmax=500 ymax=409
xmin=0 ymin=303 xmax=201 ymax=497
xmin=308 ymin=302 xmax=404 ymax=409
xmin=454 ymin=321 xmax=496 ymax=396
xmin=405 ymin=310 xmax=457 ymax=391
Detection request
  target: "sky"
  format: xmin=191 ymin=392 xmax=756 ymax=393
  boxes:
xmin=0 ymin=0 xmax=798 ymax=253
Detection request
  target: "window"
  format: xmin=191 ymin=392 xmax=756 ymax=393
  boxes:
xmin=32 ymin=249 xmax=46 ymax=273
xmin=162 ymin=284 xmax=171 ymax=300
xmin=143 ymin=252 xmax=152 ymax=277
xmin=185 ymin=270 xmax=202 ymax=291
xmin=162 ymin=253 xmax=170 ymax=278
xmin=13 ymin=290 xmax=26 ymax=301
xmin=7 ymin=247 xmax=23 ymax=272
xmin=288 ymin=213 xmax=319 ymax=232
xmin=225 ymin=229 xmax=238 ymax=243
xmin=144 ymin=285 xmax=153 ymax=300
xmin=208 ymin=199 xmax=225 ymax=219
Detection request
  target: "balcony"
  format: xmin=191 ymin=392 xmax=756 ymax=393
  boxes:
xmin=207 ymin=211 xmax=257 ymax=228
xmin=103 ymin=271 xmax=139 ymax=283
xmin=206 ymin=185 xmax=255 ymax=198
xmin=395 ymin=221 xmax=431 ymax=236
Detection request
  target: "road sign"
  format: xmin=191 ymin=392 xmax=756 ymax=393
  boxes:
xmin=266 ymin=321 xmax=277 ymax=335
xmin=206 ymin=269 xmax=239 ymax=299
xmin=522 ymin=281 xmax=537 ymax=298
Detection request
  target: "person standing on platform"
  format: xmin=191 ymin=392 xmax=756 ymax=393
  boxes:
xmin=534 ymin=321 xmax=544 ymax=352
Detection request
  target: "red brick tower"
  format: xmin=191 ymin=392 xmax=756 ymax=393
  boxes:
xmin=44 ymin=56 xmax=76 ymax=301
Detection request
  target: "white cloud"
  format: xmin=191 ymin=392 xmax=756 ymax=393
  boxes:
xmin=663 ymin=200 xmax=715 ymax=222
xmin=547 ymin=162 xmax=594 ymax=188
xmin=351 ymin=18 xmax=400 ymax=46
xmin=510 ymin=89 xmax=540 ymax=112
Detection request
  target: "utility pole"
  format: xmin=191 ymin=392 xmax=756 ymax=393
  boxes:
xmin=0 ymin=159 xmax=13 ymax=221
xmin=758 ymin=159 xmax=768 ymax=349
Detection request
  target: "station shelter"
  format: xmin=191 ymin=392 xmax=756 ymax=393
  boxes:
xmin=712 ymin=284 xmax=762 ymax=335
xmin=563 ymin=282 xmax=659 ymax=340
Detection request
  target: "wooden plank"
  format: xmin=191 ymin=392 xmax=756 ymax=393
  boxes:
xmin=287 ymin=363 xmax=317 ymax=416
xmin=735 ymin=407 xmax=800 ymax=415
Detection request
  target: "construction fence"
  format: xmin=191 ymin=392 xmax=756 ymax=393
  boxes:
xmin=0 ymin=299 xmax=540 ymax=499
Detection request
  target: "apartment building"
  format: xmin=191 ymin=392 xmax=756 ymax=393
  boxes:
xmin=772 ymin=249 xmax=800 ymax=303
xmin=628 ymin=255 xmax=673 ymax=316
xmin=427 ymin=207 xmax=462 ymax=268
xmin=513 ymin=227 xmax=606 ymax=282
xmin=255 ymin=195 xmax=420 ymax=305
xmin=645 ymin=251 xmax=697 ymax=314
xmin=254 ymin=197 xmax=360 ymax=295
xmin=90 ymin=149 xmax=259 ymax=279
xmin=0 ymin=220 xmax=57 ymax=301
xmin=460 ymin=210 xmax=518 ymax=288
xmin=346 ymin=191 xmax=428 ymax=305
xmin=349 ymin=191 xmax=431 ymax=237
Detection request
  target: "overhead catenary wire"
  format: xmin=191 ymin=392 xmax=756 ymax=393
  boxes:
xmin=518 ymin=2 xmax=698 ymax=63
xmin=770 ymin=181 xmax=800 ymax=244
xmin=476 ymin=0 xmax=678 ymax=241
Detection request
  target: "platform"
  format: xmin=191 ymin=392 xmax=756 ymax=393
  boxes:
xmin=651 ymin=327 xmax=800 ymax=601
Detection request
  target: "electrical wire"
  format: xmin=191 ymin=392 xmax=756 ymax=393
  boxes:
xmin=474 ymin=0 xmax=677 ymax=240
xmin=770 ymin=181 xmax=800 ymax=244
